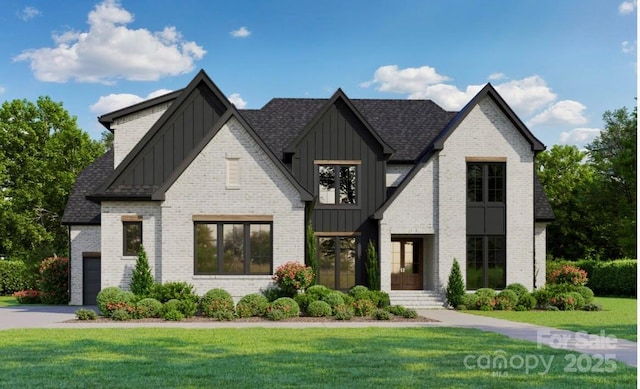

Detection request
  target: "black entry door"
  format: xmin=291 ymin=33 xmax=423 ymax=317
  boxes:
xmin=83 ymin=255 xmax=101 ymax=305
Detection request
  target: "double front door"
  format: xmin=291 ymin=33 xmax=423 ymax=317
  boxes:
xmin=391 ymin=239 xmax=423 ymax=290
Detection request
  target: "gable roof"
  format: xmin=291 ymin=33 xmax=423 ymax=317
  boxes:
xmin=98 ymin=90 xmax=183 ymax=130
xmin=534 ymin=174 xmax=555 ymax=221
xmin=283 ymin=89 xmax=395 ymax=158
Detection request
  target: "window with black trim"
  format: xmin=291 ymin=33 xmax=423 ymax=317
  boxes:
xmin=123 ymin=221 xmax=142 ymax=256
xmin=318 ymin=164 xmax=357 ymax=205
xmin=194 ymin=222 xmax=272 ymax=275
xmin=317 ymin=236 xmax=356 ymax=290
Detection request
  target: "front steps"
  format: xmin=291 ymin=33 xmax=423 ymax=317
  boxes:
xmin=387 ymin=290 xmax=445 ymax=309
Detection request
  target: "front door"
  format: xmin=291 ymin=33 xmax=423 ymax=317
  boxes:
xmin=391 ymin=239 xmax=423 ymax=290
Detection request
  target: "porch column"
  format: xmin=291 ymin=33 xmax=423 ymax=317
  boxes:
xmin=379 ymin=221 xmax=392 ymax=291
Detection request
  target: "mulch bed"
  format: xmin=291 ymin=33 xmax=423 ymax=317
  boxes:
xmin=67 ymin=315 xmax=439 ymax=324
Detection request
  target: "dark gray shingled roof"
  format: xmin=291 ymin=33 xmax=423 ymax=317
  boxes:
xmin=534 ymin=174 xmax=555 ymax=221
xmin=241 ymin=98 xmax=457 ymax=162
xmin=61 ymin=149 xmax=114 ymax=225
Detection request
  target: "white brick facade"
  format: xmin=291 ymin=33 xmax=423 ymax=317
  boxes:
xmin=386 ymin=164 xmax=413 ymax=187
xmin=112 ymin=103 xmax=170 ymax=167
xmin=535 ymin=222 xmax=548 ymax=288
xmin=69 ymin=225 xmax=100 ymax=305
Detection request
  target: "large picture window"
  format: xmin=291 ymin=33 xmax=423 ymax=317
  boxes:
xmin=317 ymin=163 xmax=358 ymax=205
xmin=123 ymin=221 xmax=142 ymax=256
xmin=194 ymin=222 xmax=272 ymax=275
xmin=466 ymin=162 xmax=506 ymax=289
xmin=317 ymin=236 xmax=356 ymax=290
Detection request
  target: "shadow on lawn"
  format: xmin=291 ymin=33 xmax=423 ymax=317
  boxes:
xmin=0 ymin=328 xmax=635 ymax=388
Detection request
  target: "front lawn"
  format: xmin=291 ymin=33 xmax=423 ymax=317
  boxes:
xmin=467 ymin=297 xmax=637 ymax=341
xmin=0 ymin=328 xmax=635 ymax=388
xmin=0 ymin=296 xmax=18 ymax=307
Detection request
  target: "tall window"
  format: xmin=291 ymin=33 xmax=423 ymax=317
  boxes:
xmin=123 ymin=221 xmax=142 ymax=256
xmin=318 ymin=164 xmax=357 ymax=205
xmin=194 ymin=222 xmax=272 ymax=275
xmin=466 ymin=162 xmax=506 ymax=289
xmin=317 ymin=236 xmax=356 ymax=290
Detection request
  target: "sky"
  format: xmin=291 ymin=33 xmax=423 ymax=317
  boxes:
xmin=0 ymin=0 xmax=637 ymax=148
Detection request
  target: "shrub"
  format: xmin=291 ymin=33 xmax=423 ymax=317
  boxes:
xmin=495 ymin=290 xmax=518 ymax=311
xmin=136 ymin=298 xmax=163 ymax=318
xmin=96 ymin=287 xmax=130 ymax=317
xmin=150 ymin=282 xmax=198 ymax=304
xmin=236 ymin=293 xmax=268 ymax=318
xmin=568 ymin=292 xmax=585 ymax=310
xmin=582 ymin=303 xmax=603 ymax=311
xmin=130 ymin=246 xmax=154 ymax=297
xmin=372 ymin=308 xmax=391 ymax=320
xmin=162 ymin=299 xmax=182 ymax=315
xmin=306 ymin=221 xmax=318 ymax=286
xmin=265 ymin=297 xmax=300 ymax=320
xmin=105 ymin=292 xmax=137 ymax=318
xmin=75 ymin=308 xmax=98 ymax=320
xmin=180 ymin=299 xmax=198 ymax=318
xmin=366 ymin=240 xmax=380 ymax=290
xmin=38 ymin=257 xmax=69 ymax=304
xmin=111 ymin=308 xmax=131 ymax=321
xmin=322 ymin=291 xmax=345 ymax=309
xmin=13 ymin=289 xmax=41 ymax=304
xmin=261 ymin=285 xmax=288 ymax=302
xmin=349 ymin=285 xmax=370 ymax=300
xmin=293 ymin=293 xmax=317 ymax=313
xmin=516 ymin=294 xmax=537 ymax=311
xmin=200 ymin=288 xmax=235 ymax=319
xmin=505 ymin=283 xmax=529 ymax=302
xmin=475 ymin=288 xmax=497 ymax=311
xmin=549 ymin=293 xmax=580 ymax=311
xmin=353 ymin=299 xmax=376 ymax=316
xmin=461 ymin=293 xmax=478 ymax=310
xmin=306 ymin=285 xmax=331 ymax=300
xmin=457 ymin=305 xmax=468 ymax=310
xmin=307 ymin=300 xmax=332 ymax=317
xmin=341 ymin=293 xmax=355 ymax=306
xmin=272 ymin=261 xmax=315 ymax=297
xmin=402 ymin=308 xmax=418 ymax=319
xmin=548 ymin=264 xmax=587 ymax=287
xmin=575 ymin=286 xmax=595 ymax=304
xmin=531 ymin=287 xmax=553 ymax=307
xmin=0 ymin=261 xmax=32 ymax=295
xmin=163 ymin=309 xmax=184 ymax=321
xmin=333 ymin=304 xmax=354 ymax=320
xmin=368 ymin=290 xmax=390 ymax=308
xmin=446 ymin=258 xmax=465 ymax=308
xmin=386 ymin=305 xmax=407 ymax=316
xmin=587 ymin=259 xmax=636 ymax=297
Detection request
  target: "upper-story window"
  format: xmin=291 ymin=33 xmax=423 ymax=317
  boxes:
xmin=123 ymin=220 xmax=142 ymax=256
xmin=316 ymin=161 xmax=359 ymax=205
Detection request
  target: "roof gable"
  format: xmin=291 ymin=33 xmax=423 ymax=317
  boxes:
xmin=283 ymin=89 xmax=395 ymax=158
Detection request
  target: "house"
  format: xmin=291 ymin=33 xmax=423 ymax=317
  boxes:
xmin=62 ymin=70 xmax=554 ymax=307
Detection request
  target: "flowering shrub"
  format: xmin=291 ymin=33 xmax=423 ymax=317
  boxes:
xmin=549 ymin=293 xmax=578 ymax=311
xmin=39 ymin=257 xmax=69 ymax=304
xmin=265 ymin=297 xmax=300 ymax=320
xmin=236 ymin=293 xmax=268 ymax=318
xmin=353 ymin=299 xmax=376 ymax=316
xmin=272 ymin=261 xmax=315 ymax=297
xmin=13 ymin=289 xmax=41 ymax=304
xmin=200 ymin=288 xmax=235 ymax=319
xmin=548 ymin=264 xmax=588 ymax=287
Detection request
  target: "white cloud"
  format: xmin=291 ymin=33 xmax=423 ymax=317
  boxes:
xmin=14 ymin=0 xmax=205 ymax=83
xmin=492 ymin=76 xmax=557 ymax=116
xmin=17 ymin=6 xmax=41 ymax=21
xmin=360 ymin=65 xmax=451 ymax=94
xmin=527 ymin=100 xmax=588 ymax=127
xmin=619 ymin=0 xmax=637 ymax=14
xmin=622 ymin=40 xmax=636 ymax=53
xmin=488 ymin=72 xmax=506 ymax=81
xmin=230 ymin=27 xmax=251 ymax=38
xmin=228 ymin=93 xmax=247 ymax=108
xmin=90 ymin=89 xmax=174 ymax=115
xmin=559 ymin=128 xmax=602 ymax=146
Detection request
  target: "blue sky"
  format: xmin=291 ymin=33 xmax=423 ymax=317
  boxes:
xmin=0 ymin=0 xmax=637 ymax=148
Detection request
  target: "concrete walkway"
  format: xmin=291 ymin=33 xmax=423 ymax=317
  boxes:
xmin=1 ymin=305 xmax=636 ymax=367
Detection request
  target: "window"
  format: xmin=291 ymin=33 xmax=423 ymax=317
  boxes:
xmin=123 ymin=221 xmax=142 ymax=256
xmin=317 ymin=163 xmax=358 ymax=205
xmin=317 ymin=236 xmax=356 ymax=290
xmin=194 ymin=222 xmax=272 ymax=275
xmin=466 ymin=162 xmax=506 ymax=289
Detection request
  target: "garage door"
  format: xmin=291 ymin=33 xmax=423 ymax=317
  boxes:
xmin=83 ymin=254 xmax=101 ymax=305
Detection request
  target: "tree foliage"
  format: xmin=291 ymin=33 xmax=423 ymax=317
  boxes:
xmin=130 ymin=245 xmax=154 ymax=297
xmin=0 ymin=97 xmax=104 ymax=261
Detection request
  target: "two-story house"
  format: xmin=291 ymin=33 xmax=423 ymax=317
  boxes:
xmin=62 ymin=70 xmax=554 ymax=307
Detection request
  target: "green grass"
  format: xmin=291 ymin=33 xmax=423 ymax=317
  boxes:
xmin=0 ymin=296 xmax=19 ymax=306
xmin=0 ymin=328 xmax=635 ymax=388
xmin=467 ymin=297 xmax=637 ymax=341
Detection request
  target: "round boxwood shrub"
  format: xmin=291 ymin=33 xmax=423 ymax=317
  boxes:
xmin=349 ymin=285 xmax=369 ymax=300
xmin=307 ymin=300 xmax=332 ymax=317
xmin=163 ymin=309 xmax=184 ymax=321
xmin=96 ymin=287 xmax=135 ymax=317
xmin=575 ymin=286 xmax=595 ymax=304
xmin=162 ymin=299 xmax=182 ymax=314
xmin=200 ymin=288 xmax=235 ymax=319
xmin=306 ymin=285 xmax=331 ymax=300
xmin=372 ymin=308 xmax=392 ymax=320
xmin=333 ymin=304 xmax=354 ymax=320
xmin=475 ymin=288 xmax=497 ymax=311
xmin=568 ymin=292 xmax=585 ymax=310
xmin=495 ymin=290 xmax=519 ymax=311
xmin=75 ymin=308 xmax=98 ymax=320
xmin=150 ymin=281 xmax=199 ymax=304
xmin=505 ymin=283 xmax=529 ymax=302
xmin=111 ymin=308 xmax=131 ymax=321
xmin=136 ymin=298 xmax=163 ymax=318
xmin=368 ymin=290 xmax=391 ymax=308
xmin=402 ymin=308 xmax=418 ymax=319
xmin=353 ymin=299 xmax=376 ymax=316
xmin=294 ymin=293 xmax=318 ymax=313
xmin=236 ymin=293 xmax=268 ymax=318
xmin=461 ymin=293 xmax=478 ymax=310
xmin=386 ymin=305 xmax=407 ymax=316
xmin=265 ymin=297 xmax=300 ymax=320
xmin=516 ymin=294 xmax=537 ymax=311
xmin=322 ymin=291 xmax=345 ymax=309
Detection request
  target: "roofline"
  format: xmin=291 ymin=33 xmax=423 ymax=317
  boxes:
xmin=432 ymin=83 xmax=546 ymax=152
xmin=98 ymin=89 xmax=183 ymax=130
xmin=85 ymin=194 xmax=155 ymax=203
xmin=61 ymin=221 xmax=101 ymax=226
xmin=283 ymin=88 xmax=395 ymax=156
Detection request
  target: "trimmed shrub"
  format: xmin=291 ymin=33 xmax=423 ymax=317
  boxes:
xmin=106 ymin=291 xmax=137 ymax=317
xmin=162 ymin=299 xmax=182 ymax=315
xmin=39 ymin=257 xmax=69 ymax=304
xmin=549 ymin=293 xmax=580 ymax=311
xmin=265 ymin=297 xmax=300 ymax=320
xmin=130 ymin=246 xmax=154 ymax=297
xmin=200 ymin=288 xmax=235 ymax=319
xmin=306 ymin=285 xmax=331 ymax=300
xmin=13 ymin=289 xmax=41 ymax=304
xmin=368 ymin=290 xmax=390 ymax=308
xmin=568 ymin=292 xmax=585 ymax=310
xmin=163 ymin=309 xmax=184 ymax=321
xmin=575 ymin=286 xmax=595 ymax=304
xmin=587 ymin=259 xmax=636 ymax=297
xmin=372 ymin=308 xmax=392 ymax=320
xmin=446 ymin=258 xmax=465 ymax=308
xmin=386 ymin=305 xmax=407 ymax=316
xmin=307 ymin=300 xmax=332 ymax=317
xmin=505 ymin=283 xmax=529 ymax=302
xmin=111 ymin=308 xmax=131 ymax=321
xmin=475 ymin=288 xmax=497 ymax=311
xmin=548 ymin=264 xmax=587 ymax=287
xmin=322 ymin=291 xmax=345 ymax=309
xmin=236 ymin=293 xmax=268 ymax=318
xmin=516 ymin=294 xmax=537 ymax=311
xmin=333 ymin=304 xmax=354 ymax=320
xmin=150 ymin=282 xmax=198 ymax=304
xmin=353 ymin=299 xmax=376 ymax=316
xmin=261 ymin=285 xmax=288 ymax=302
xmin=180 ymin=299 xmax=198 ymax=318
xmin=582 ymin=303 xmax=603 ymax=311
xmin=0 ymin=261 xmax=32 ymax=295
xmin=461 ymin=293 xmax=478 ymax=310
xmin=136 ymin=298 xmax=163 ymax=318
xmin=495 ymin=290 xmax=518 ymax=311
xmin=294 ymin=293 xmax=317 ymax=313
xmin=272 ymin=261 xmax=315 ymax=297
xmin=531 ymin=287 xmax=553 ymax=307
xmin=96 ymin=287 xmax=134 ymax=317
xmin=341 ymin=293 xmax=355 ymax=306
xmin=349 ymin=285 xmax=370 ymax=300
xmin=402 ymin=308 xmax=418 ymax=319
xmin=75 ymin=308 xmax=98 ymax=320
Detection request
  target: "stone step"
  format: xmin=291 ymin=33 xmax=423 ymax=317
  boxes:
xmin=387 ymin=291 xmax=445 ymax=309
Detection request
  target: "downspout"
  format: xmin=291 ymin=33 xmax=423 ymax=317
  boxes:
xmin=67 ymin=225 xmax=72 ymax=305
xmin=532 ymin=158 xmax=537 ymax=290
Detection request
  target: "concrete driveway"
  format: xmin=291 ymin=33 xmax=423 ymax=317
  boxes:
xmin=0 ymin=305 xmax=95 ymax=330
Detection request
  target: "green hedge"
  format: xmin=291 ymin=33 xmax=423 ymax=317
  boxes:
xmin=547 ymin=259 xmax=636 ymax=297
xmin=0 ymin=261 xmax=31 ymax=295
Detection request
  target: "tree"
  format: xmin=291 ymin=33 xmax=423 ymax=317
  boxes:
xmin=130 ymin=245 xmax=154 ymax=296
xmin=0 ymin=97 xmax=104 ymax=261
xmin=586 ymin=106 xmax=637 ymax=258
xmin=446 ymin=258 xmax=465 ymax=308
xmin=100 ymin=130 xmax=114 ymax=150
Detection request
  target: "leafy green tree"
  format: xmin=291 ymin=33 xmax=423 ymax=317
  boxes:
xmin=100 ymin=130 xmax=114 ymax=150
xmin=586 ymin=106 xmax=637 ymax=258
xmin=0 ymin=97 xmax=104 ymax=261
xmin=130 ymin=245 xmax=154 ymax=297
